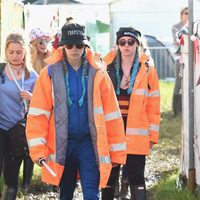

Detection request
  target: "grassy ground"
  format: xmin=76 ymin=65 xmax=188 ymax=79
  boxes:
xmin=148 ymin=81 xmax=200 ymax=200
xmin=151 ymin=173 xmax=200 ymax=200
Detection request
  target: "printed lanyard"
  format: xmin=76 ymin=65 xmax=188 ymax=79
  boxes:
xmin=7 ymin=62 xmax=28 ymax=114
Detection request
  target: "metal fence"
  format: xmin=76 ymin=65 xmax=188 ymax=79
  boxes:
xmin=148 ymin=46 xmax=176 ymax=80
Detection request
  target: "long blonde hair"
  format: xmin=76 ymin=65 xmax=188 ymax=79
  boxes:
xmin=29 ymin=39 xmax=50 ymax=74
xmin=5 ymin=32 xmax=31 ymax=79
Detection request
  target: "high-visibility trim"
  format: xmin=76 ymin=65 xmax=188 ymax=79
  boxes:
xmin=94 ymin=106 xmax=103 ymax=115
xmin=118 ymin=100 xmax=129 ymax=106
xmin=126 ymin=128 xmax=149 ymax=136
xmin=149 ymin=124 xmax=160 ymax=132
xmin=28 ymin=107 xmax=51 ymax=119
xmin=133 ymin=89 xmax=147 ymax=96
xmin=110 ymin=142 xmax=126 ymax=152
xmin=28 ymin=137 xmax=47 ymax=147
xmin=99 ymin=155 xmax=111 ymax=164
xmin=148 ymin=90 xmax=160 ymax=97
xmin=105 ymin=110 xmax=121 ymax=121
xmin=94 ymin=107 xmax=122 ymax=121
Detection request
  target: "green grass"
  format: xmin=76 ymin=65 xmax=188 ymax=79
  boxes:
xmin=159 ymin=80 xmax=174 ymax=113
xmin=151 ymin=173 xmax=200 ymax=200
xmin=150 ymin=81 xmax=200 ymax=200
xmin=159 ymin=80 xmax=182 ymax=141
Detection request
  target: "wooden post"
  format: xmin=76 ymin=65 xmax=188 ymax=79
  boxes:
xmin=188 ymin=169 xmax=195 ymax=193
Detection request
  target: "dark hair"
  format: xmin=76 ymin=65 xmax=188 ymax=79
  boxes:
xmin=66 ymin=17 xmax=74 ymax=23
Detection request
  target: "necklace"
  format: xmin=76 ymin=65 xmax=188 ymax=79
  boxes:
xmin=7 ymin=62 xmax=24 ymax=90
xmin=115 ymin=48 xmax=140 ymax=95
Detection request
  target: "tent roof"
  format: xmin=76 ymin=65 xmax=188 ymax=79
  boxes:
xmin=72 ymin=0 xmax=118 ymax=3
xmin=22 ymin=0 xmax=118 ymax=4
xmin=22 ymin=0 xmax=74 ymax=4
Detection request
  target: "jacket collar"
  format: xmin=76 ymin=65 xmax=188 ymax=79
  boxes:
xmin=45 ymin=47 xmax=104 ymax=70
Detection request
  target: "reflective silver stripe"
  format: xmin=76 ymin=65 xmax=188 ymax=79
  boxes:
xmin=94 ymin=106 xmax=103 ymax=115
xmin=105 ymin=110 xmax=121 ymax=121
xmin=99 ymin=155 xmax=111 ymax=164
xmin=28 ymin=137 xmax=47 ymax=147
xmin=148 ymin=90 xmax=160 ymax=97
xmin=48 ymin=154 xmax=56 ymax=161
xmin=126 ymin=128 xmax=149 ymax=136
xmin=110 ymin=142 xmax=126 ymax=152
xmin=134 ymin=89 xmax=147 ymax=96
xmin=28 ymin=107 xmax=51 ymax=119
xmin=149 ymin=124 xmax=160 ymax=132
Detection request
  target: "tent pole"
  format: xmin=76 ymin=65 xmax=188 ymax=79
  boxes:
xmin=188 ymin=0 xmax=195 ymax=193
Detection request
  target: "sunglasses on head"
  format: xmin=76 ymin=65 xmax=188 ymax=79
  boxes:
xmin=118 ymin=39 xmax=136 ymax=46
xmin=38 ymin=39 xmax=50 ymax=45
xmin=65 ymin=44 xmax=84 ymax=49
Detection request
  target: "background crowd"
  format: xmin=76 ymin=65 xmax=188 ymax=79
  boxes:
xmin=0 ymin=11 xmax=163 ymax=199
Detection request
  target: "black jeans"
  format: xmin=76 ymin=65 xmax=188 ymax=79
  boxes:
xmin=106 ymin=154 xmax=146 ymax=187
xmin=126 ymin=154 xmax=146 ymax=186
xmin=0 ymin=128 xmax=9 ymax=176
xmin=3 ymin=154 xmax=23 ymax=187
xmin=0 ymin=128 xmax=32 ymax=187
xmin=172 ymin=60 xmax=183 ymax=115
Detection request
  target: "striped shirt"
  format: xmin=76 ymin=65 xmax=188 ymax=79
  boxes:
xmin=117 ymin=89 xmax=131 ymax=129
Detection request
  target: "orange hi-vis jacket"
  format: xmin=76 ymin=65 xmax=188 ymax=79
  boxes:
xmin=104 ymin=50 xmax=160 ymax=155
xmin=26 ymin=48 xmax=127 ymax=188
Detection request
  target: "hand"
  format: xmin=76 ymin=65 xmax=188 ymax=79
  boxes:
xmin=150 ymin=141 xmax=154 ymax=149
xmin=20 ymin=90 xmax=32 ymax=101
xmin=35 ymin=158 xmax=46 ymax=167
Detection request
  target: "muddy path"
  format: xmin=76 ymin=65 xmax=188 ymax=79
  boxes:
xmin=17 ymin=138 xmax=180 ymax=200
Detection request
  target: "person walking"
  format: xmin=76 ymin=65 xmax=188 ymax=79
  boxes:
xmin=19 ymin=27 xmax=51 ymax=193
xmin=102 ymin=27 xmax=160 ymax=200
xmin=171 ymin=6 xmax=188 ymax=116
xmin=113 ymin=35 xmax=153 ymax=200
xmin=26 ymin=19 xmax=127 ymax=200
xmin=0 ymin=32 xmax=37 ymax=199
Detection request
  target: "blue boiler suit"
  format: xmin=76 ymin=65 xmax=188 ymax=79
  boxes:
xmin=59 ymin=63 xmax=100 ymax=200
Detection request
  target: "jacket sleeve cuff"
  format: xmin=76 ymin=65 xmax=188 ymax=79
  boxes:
xmin=149 ymin=132 xmax=159 ymax=144
xmin=110 ymin=151 xmax=127 ymax=165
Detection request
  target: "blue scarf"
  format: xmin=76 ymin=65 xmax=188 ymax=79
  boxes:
xmin=65 ymin=53 xmax=88 ymax=107
xmin=115 ymin=48 xmax=140 ymax=95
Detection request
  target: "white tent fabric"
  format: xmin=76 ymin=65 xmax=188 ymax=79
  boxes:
xmin=181 ymin=35 xmax=200 ymax=185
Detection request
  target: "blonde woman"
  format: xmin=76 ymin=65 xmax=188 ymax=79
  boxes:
xmin=29 ymin=27 xmax=51 ymax=74
xmin=0 ymin=32 xmax=37 ymax=199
